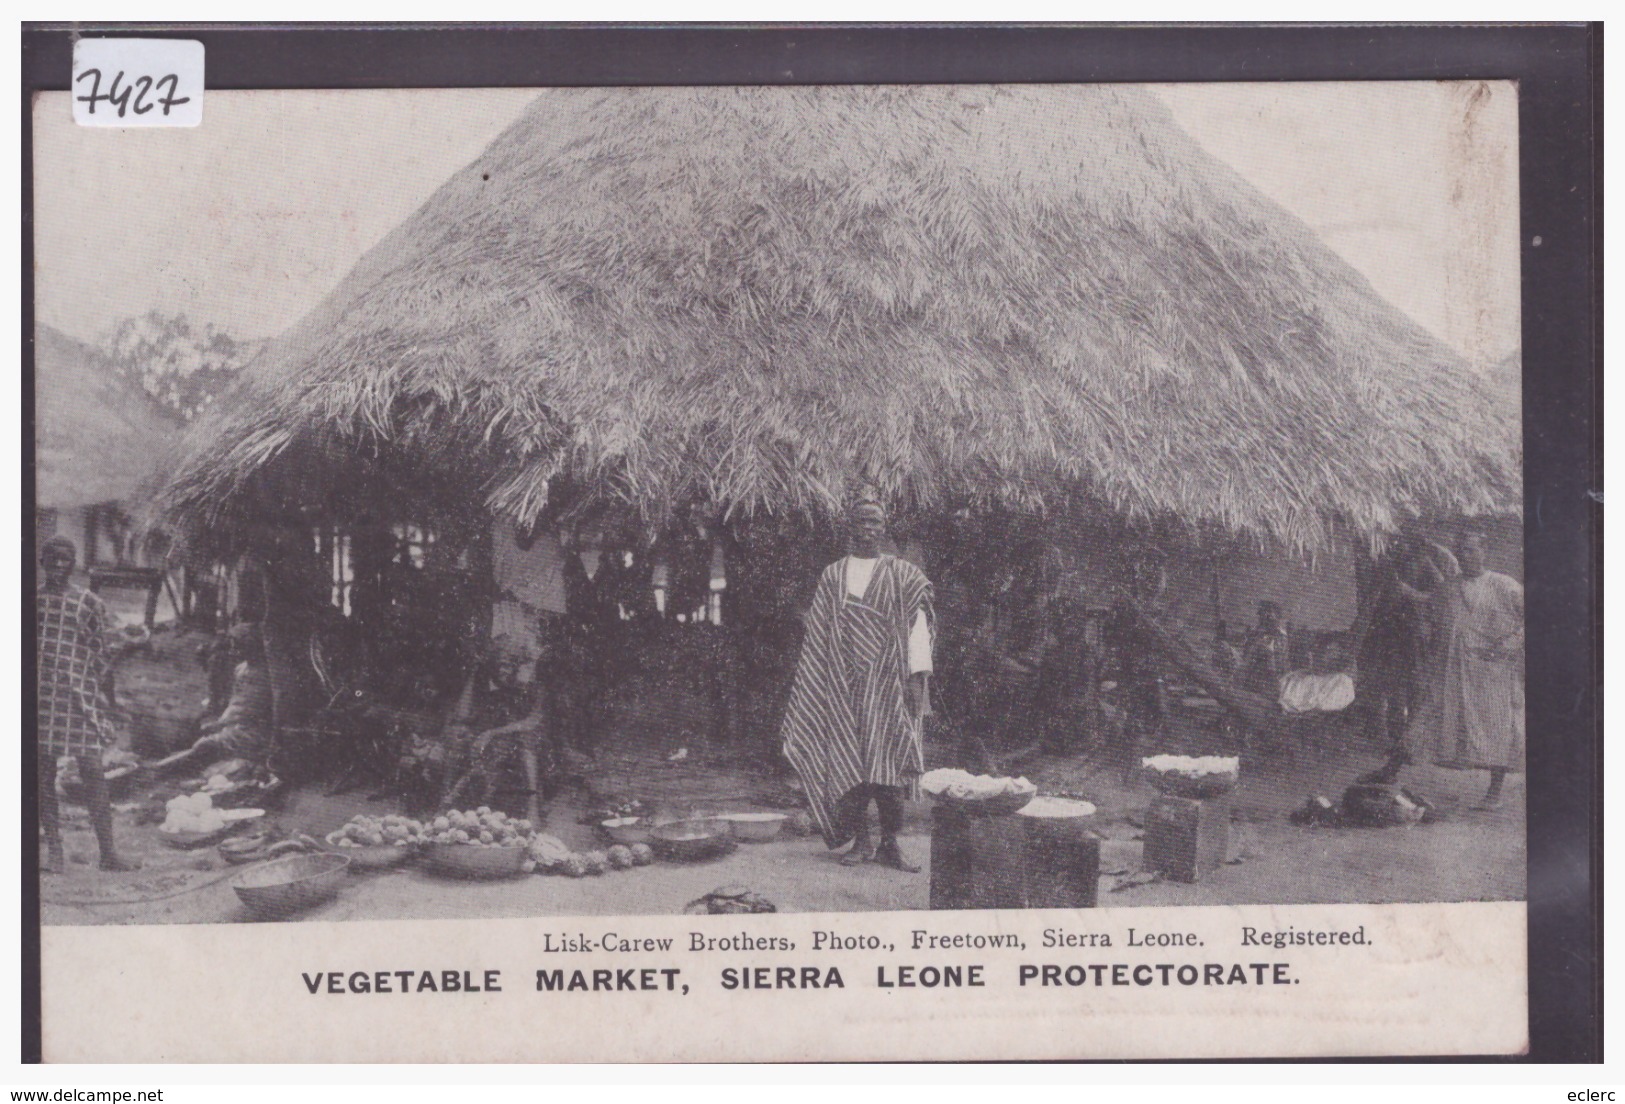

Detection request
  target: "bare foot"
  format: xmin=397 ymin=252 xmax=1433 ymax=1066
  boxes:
xmin=98 ymin=855 xmax=141 ymax=872
xmin=840 ymin=837 xmax=874 ymax=867
xmin=871 ymin=839 xmax=921 ymax=873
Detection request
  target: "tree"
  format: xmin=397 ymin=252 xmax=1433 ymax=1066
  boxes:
xmin=105 ymin=311 xmax=249 ymax=422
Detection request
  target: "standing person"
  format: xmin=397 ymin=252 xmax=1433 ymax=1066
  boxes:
xmin=492 ymin=516 xmax=575 ymax=742
xmin=1358 ymin=536 xmax=1434 ymax=748
xmin=781 ymin=493 xmax=934 ymax=872
xmin=562 ymin=519 xmax=627 ymax=747
xmin=35 ymin=538 xmax=137 ymax=873
xmin=1238 ymin=600 xmax=1290 ymax=697
xmin=1360 ymin=532 xmax=1524 ymax=809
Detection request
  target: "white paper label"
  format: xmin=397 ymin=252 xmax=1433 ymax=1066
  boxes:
xmin=71 ymin=38 xmax=203 ymax=127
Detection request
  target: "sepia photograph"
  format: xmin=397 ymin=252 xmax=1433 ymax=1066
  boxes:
xmin=28 ymin=24 xmax=1590 ymax=1062
xmin=33 ymin=80 xmax=1522 ymax=927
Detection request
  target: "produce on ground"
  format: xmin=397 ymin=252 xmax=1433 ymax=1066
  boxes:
xmin=527 ymin=837 xmax=652 ymax=877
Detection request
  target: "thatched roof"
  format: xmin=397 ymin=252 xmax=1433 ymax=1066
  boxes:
xmin=161 ymin=85 xmax=1519 ymax=553
xmin=35 ymin=324 xmax=181 ymax=510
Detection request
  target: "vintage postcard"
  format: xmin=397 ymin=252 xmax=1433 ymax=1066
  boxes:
xmin=31 ymin=74 xmax=1530 ymax=1062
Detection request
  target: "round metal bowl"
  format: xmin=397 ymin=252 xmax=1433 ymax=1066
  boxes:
xmin=233 ymin=853 xmax=350 ymax=918
xmin=716 ymin=812 xmax=788 ymax=843
xmin=598 ymin=816 xmax=654 ymax=847
xmin=929 ymin=789 xmax=1036 ymax=817
xmin=420 ymin=842 xmax=530 ymax=879
xmin=649 ymin=819 xmax=737 ymax=862
xmin=1146 ymin=769 xmax=1239 ymax=800
xmin=322 ymin=832 xmax=417 ymax=872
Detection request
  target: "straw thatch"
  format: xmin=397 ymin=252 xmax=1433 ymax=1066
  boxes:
xmin=36 ymin=324 xmax=181 ymax=509
xmin=160 ymin=85 xmax=1519 ymax=553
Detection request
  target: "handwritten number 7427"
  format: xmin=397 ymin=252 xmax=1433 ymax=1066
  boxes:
xmin=74 ymin=68 xmax=191 ymax=118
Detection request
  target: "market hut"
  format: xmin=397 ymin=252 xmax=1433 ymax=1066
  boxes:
xmin=35 ymin=324 xmax=183 ymax=624
xmin=156 ymin=85 xmax=1520 ymax=748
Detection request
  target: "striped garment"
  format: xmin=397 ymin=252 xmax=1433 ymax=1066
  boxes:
xmin=781 ymin=555 xmax=934 ymax=847
xmin=36 ymin=584 xmax=118 ymax=756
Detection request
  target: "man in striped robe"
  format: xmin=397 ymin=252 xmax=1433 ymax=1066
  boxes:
xmin=781 ymin=497 xmax=934 ymax=872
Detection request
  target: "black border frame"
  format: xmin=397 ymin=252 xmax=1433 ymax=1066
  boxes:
xmin=19 ymin=21 xmax=1602 ymax=1065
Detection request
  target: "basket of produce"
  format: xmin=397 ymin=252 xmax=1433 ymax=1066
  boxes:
xmin=419 ymin=807 xmax=534 ymax=879
xmin=233 ymin=852 xmax=350 ymax=918
xmin=715 ymin=812 xmax=788 ymax=843
xmin=919 ymin=769 xmax=1037 ymax=816
xmin=598 ymin=816 xmax=654 ymax=847
xmin=320 ymin=814 xmax=424 ymax=871
xmin=648 ymin=819 xmax=737 ymax=863
xmin=1141 ymin=755 xmax=1240 ymax=799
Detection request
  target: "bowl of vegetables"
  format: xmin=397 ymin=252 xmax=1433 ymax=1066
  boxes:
xmin=419 ymin=807 xmax=535 ymax=879
xmin=321 ymin=814 xmax=422 ymax=872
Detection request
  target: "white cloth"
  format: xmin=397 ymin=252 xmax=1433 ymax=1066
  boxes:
xmin=908 ymin=609 xmax=933 ymax=674
xmin=845 ymin=556 xmax=877 ymax=599
xmin=846 ymin=557 xmax=932 ymax=673
xmin=1278 ymin=671 xmax=1355 ymax=715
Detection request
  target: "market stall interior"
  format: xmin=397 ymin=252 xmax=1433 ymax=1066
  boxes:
xmin=39 ymin=85 xmax=1522 ymax=923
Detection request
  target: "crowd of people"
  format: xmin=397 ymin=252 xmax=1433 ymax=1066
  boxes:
xmin=35 ymin=503 xmax=1527 ymax=878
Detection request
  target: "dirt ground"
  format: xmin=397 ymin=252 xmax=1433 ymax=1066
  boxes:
xmin=39 ymin=626 xmax=1526 ymax=926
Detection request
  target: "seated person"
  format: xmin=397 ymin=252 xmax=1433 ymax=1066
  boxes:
xmin=150 ymin=625 xmax=272 ymax=777
xmin=436 ymin=638 xmax=574 ymax=822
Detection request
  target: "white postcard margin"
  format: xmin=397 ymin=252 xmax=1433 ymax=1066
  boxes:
xmin=42 ymin=899 xmax=1526 ymax=1063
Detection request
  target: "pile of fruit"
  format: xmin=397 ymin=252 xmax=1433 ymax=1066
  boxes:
xmin=422 ymin=807 xmax=535 ymax=848
xmin=526 ymin=833 xmax=654 ymax=877
xmin=160 ymin=792 xmax=229 ymax=835
xmin=326 ymin=814 xmax=425 ymax=849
